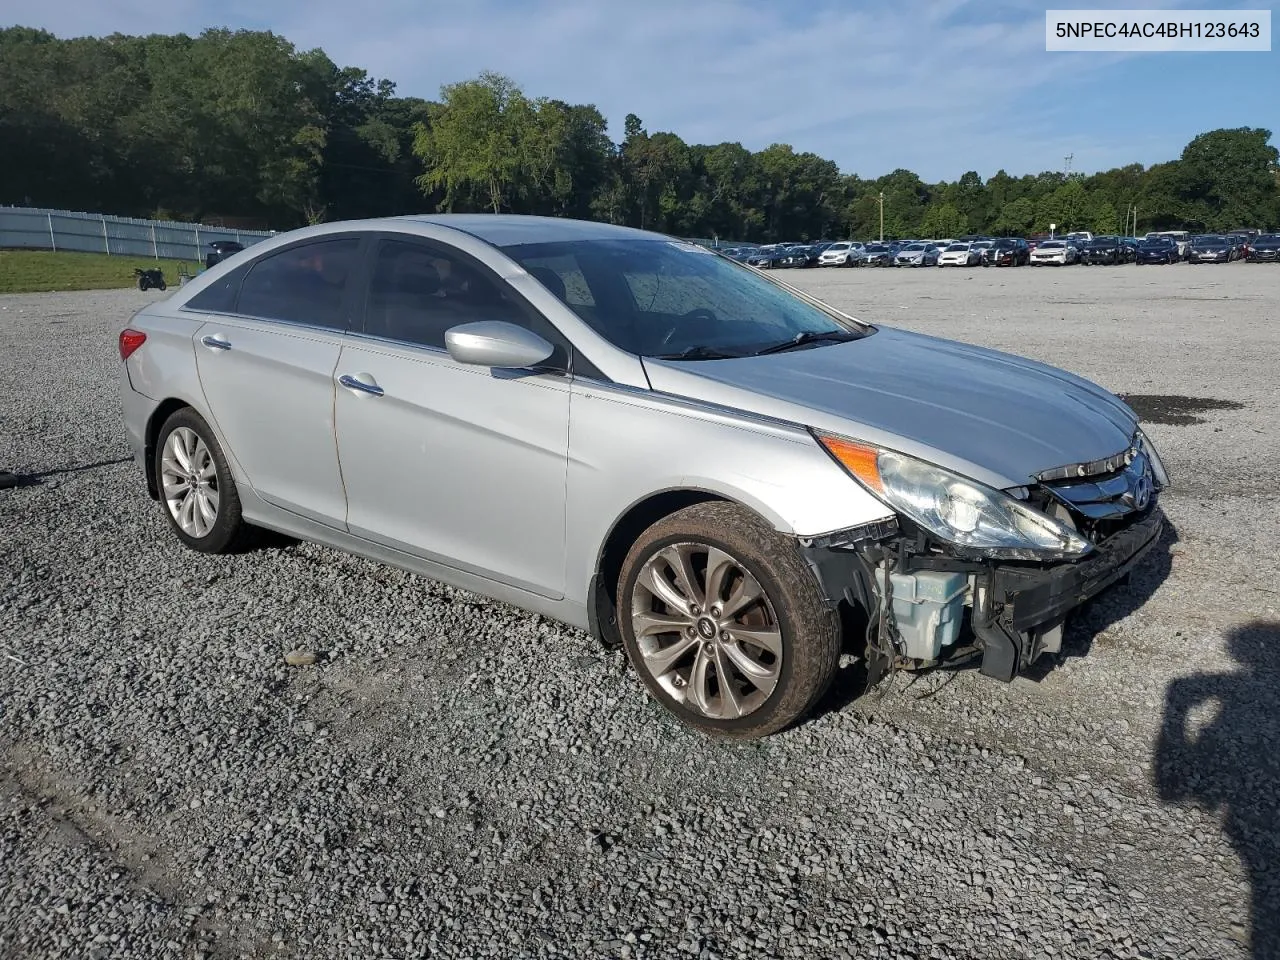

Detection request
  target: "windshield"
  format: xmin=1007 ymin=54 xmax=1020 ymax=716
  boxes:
xmin=903 ymin=243 xmax=925 ymax=251
xmin=826 ymin=242 xmax=850 ymax=251
xmin=501 ymin=238 xmax=865 ymax=358
xmin=1192 ymin=236 xmax=1226 ymax=246
xmin=1038 ymin=241 xmax=1064 ymax=249
xmin=1254 ymin=236 xmax=1280 ymax=248
xmin=1139 ymin=238 xmax=1172 ymax=248
xmin=864 ymin=245 xmax=888 ymax=253
xmin=945 ymin=244 xmax=969 ymax=252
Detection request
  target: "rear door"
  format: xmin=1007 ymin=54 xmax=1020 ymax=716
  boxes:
xmin=192 ymin=235 xmax=365 ymax=526
xmin=333 ymin=235 xmax=572 ymax=598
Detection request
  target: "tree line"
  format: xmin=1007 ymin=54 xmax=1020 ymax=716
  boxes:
xmin=2 ymin=26 xmax=1277 ymax=240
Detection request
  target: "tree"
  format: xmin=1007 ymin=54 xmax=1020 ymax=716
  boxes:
xmin=413 ymin=72 xmax=540 ymax=213
xmin=3 ymin=28 xmax=1278 ymax=237
xmin=1178 ymin=127 xmax=1279 ymax=229
xmin=991 ymin=197 xmax=1034 ymax=235
xmin=1037 ymin=178 xmax=1088 ymax=231
xmin=920 ymin=202 xmax=965 ymax=238
xmin=1085 ymin=195 xmax=1121 ymax=235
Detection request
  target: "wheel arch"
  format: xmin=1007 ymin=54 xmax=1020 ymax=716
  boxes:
xmin=587 ymin=486 xmax=787 ymax=649
xmin=144 ymin=398 xmax=196 ymax=499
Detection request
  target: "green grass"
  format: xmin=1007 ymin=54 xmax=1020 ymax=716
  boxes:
xmin=0 ymin=250 xmax=202 ymax=294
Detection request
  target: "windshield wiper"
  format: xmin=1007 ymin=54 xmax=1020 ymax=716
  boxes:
xmin=650 ymin=345 xmax=743 ymax=361
xmin=752 ymin=330 xmax=861 ymax=356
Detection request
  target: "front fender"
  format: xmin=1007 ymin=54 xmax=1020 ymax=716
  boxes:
xmin=565 ymin=380 xmax=893 ymax=608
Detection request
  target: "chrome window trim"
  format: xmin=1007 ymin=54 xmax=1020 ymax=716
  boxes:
xmin=177 ymin=307 xmax=353 ymax=339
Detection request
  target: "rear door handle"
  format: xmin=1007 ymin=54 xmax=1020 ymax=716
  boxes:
xmin=339 ymin=374 xmax=384 ymax=397
xmin=201 ymin=335 xmax=232 ymax=351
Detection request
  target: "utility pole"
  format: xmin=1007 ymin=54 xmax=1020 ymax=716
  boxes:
xmin=877 ymin=191 xmax=885 ymax=242
xmin=1064 ymin=153 xmax=1074 ymax=175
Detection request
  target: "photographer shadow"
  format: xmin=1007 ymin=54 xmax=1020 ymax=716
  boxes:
xmin=1155 ymin=620 xmax=1280 ymax=959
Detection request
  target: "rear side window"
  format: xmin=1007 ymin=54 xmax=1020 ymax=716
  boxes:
xmin=185 ymin=262 xmax=249 ymax=313
xmin=237 ymin=239 xmax=361 ymax=329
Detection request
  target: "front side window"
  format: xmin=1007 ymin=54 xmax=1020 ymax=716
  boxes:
xmin=364 ymin=239 xmax=567 ymax=366
xmin=501 ymin=238 xmax=865 ymax=358
xmin=237 ymin=239 xmax=361 ymax=329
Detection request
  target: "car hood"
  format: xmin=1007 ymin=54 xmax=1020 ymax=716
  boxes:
xmin=642 ymin=326 xmax=1138 ymax=490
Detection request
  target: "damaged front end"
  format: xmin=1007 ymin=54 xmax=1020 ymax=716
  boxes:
xmin=801 ymin=431 xmax=1168 ymax=684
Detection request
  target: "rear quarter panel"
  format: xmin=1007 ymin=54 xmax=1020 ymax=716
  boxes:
xmin=123 ymin=305 xmax=248 ymax=485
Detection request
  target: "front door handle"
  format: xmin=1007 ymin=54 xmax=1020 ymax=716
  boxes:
xmin=339 ymin=374 xmax=384 ymax=397
xmin=200 ymin=335 xmax=232 ymax=351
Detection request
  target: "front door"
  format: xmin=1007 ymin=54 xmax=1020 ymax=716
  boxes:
xmin=333 ymin=236 xmax=571 ymax=598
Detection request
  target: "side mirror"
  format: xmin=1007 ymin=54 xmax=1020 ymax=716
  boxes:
xmin=444 ymin=321 xmax=554 ymax=369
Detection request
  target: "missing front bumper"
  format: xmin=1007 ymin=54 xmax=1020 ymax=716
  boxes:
xmin=800 ymin=506 xmax=1166 ymax=683
xmin=972 ymin=507 xmax=1165 ymax=680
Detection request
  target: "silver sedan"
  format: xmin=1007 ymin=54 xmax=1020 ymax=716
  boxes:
xmin=120 ymin=215 xmax=1168 ymax=737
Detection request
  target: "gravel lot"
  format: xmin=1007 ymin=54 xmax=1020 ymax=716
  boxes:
xmin=2 ymin=262 xmax=1279 ymax=960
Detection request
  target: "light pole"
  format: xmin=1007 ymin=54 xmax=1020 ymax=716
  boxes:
xmin=877 ymin=191 xmax=885 ymax=242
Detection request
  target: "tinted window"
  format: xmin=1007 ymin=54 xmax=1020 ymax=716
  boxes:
xmin=237 ymin=239 xmax=360 ymax=329
xmin=364 ymin=239 xmax=568 ymax=365
xmin=501 ymin=238 xmax=863 ymax=358
xmin=185 ymin=262 xmax=250 ymax=313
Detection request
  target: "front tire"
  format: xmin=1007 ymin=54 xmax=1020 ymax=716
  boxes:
xmin=155 ymin=407 xmax=249 ymax=554
xmin=617 ymin=502 xmax=840 ymax=739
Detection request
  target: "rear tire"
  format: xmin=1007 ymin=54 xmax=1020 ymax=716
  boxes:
xmin=617 ymin=502 xmax=840 ymax=739
xmin=154 ymin=407 xmax=250 ymax=554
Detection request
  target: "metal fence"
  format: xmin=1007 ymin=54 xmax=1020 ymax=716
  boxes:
xmin=0 ymin=206 xmax=273 ymax=262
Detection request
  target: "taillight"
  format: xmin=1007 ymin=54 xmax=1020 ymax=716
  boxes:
xmin=119 ymin=329 xmax=146 ymax=361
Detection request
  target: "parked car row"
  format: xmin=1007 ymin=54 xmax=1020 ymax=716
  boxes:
xmin=715 ymin=232 xmax=1279 ymax=270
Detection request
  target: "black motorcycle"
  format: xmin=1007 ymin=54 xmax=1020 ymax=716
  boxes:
xmin=134 ymin=267 xmax=167 ymax=291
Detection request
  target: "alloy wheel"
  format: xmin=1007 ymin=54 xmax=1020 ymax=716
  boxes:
xmin=630 ymin=542 xmax=782 ymax=720
xmin=160 ymin=427 xmax=220 ymax=538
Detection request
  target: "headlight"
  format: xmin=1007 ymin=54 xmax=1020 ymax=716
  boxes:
xmin=816 ymin=434 xmax=1093 ymax=560
xmin=1136 ymin=428 xmax=1170 ymax=489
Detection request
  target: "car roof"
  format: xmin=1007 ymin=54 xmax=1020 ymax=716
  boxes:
xmin=391 ymin=214 xmax=660 ymax=246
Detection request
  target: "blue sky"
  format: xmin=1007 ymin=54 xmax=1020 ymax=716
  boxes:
xmin=7 ymin=0 xmax=1277 ymax=181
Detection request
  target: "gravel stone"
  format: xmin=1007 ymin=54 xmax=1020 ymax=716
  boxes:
xmin=2 ymin=268 xmax=1277 ymax=958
